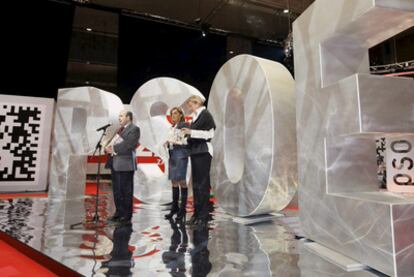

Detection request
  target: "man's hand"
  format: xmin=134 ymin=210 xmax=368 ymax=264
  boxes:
xmin=105 ymin=145 xmax=113 ymax=154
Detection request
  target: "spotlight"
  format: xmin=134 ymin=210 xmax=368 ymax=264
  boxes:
xmin=229 ymin=51 xmax=234 ymax=54
xmin=86 ymin=27 xmax=92 ymax=32
xmin=283 ymin=9 xmax=289 ymax=13
xmin=202 ymin=31 xmax=206 ymax=37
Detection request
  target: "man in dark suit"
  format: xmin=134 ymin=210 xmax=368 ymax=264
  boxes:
xmin=105 ymin=110 xmax=140 ymax=223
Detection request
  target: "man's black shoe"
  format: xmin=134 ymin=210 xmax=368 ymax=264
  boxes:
xmin=116 ymin=217 xmax=132 ymax=225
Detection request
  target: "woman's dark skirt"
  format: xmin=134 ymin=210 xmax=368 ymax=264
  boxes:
xmin=168 ymin=147 xmax=189 ymax=181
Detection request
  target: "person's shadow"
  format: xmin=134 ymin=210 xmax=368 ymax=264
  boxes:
xmin=101 ymin=223 xmax=134 ymax=276
xmin=190 ymin=224 xmax=211 ymax=277
xmin=162 ymin=219 xmax=189 ymax=276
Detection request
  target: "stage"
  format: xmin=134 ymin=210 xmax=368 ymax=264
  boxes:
xmin=0 ymin=184 xmax=384 ymax=277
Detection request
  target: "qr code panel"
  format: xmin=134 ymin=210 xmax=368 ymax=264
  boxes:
xmin=0 ymin=104 xmax=42 ymax=181
xmin=376 ymin=137 xmax=386 ymax=189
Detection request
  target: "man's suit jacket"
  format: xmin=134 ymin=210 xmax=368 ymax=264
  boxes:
xmin=187 ymin=109 xmax=215 ymax=156
xmin=105 ymin=124 xmax=140 ymax=172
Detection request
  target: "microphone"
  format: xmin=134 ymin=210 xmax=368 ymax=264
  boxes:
xmin=96 ymin=123 xmax=112 ymax=132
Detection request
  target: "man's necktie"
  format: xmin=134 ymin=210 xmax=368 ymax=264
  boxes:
xmin=117 ymin=126 xmax=125 ymax=135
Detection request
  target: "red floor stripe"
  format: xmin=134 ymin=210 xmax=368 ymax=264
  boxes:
xmin=85 ymin=182 xmax=109 ymax=195
xmin=0 ymin=231 xmax=81 ymax=277
xmin=0 ymin=239 xmax=57 ymax=277
xmin=284 ymin=206 xmax=299 ymax=211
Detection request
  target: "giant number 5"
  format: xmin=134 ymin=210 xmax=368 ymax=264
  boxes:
xmin=293 ymin=0 xmax=414 ymax=276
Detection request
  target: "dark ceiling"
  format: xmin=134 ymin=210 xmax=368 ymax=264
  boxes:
xmin=2 ymin=0 xmax=411 ymax=102
xmin=61 ymin=0 xmax=318 ymax=102
xmin=70 ymin=0 xmax=315 ymax=42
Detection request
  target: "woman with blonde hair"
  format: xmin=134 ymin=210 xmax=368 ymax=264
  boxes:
xmin=164 ymin=107 xmax=189 ymax=221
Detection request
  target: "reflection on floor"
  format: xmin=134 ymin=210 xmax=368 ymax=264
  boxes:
xmin=0 ymin=184 xmax=385 ymax=277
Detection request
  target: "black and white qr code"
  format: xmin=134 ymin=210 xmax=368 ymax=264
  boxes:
xmin=0 ymin=104 xmax=42 ymax=182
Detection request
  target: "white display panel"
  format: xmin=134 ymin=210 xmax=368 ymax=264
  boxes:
xmin=386 ymin=135 xmax=414 ymax=193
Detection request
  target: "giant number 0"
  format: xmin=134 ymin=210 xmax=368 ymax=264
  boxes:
xmin=208 ymin=54 xmax=297 ymax=216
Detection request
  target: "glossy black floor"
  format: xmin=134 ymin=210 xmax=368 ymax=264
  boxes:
xmin=0 ymin=185 xmax=383 ymax=277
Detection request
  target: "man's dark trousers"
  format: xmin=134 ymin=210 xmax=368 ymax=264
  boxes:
xmin=191 ymin=153 xmax=212 ymax=221
xmin=111 ymin=170 xmax=134 ymax=220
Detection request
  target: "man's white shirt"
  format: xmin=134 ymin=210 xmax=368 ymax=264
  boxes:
xmin=109 ymin=123 xmax=129 ymax=156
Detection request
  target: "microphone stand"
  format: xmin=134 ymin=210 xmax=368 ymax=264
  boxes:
xmin=70 ymin=127 xmax=109 ymax=229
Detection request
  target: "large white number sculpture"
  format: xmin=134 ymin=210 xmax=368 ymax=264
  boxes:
xmin=130 ymin=77 xmax=205 ymax=204
xmin=293 ymin=0 xmax=414 ymax=275
xmin=49 ymin=87 xmax=124 ymax=199
xmin=209 ymin=54 xmax=297 ymax=216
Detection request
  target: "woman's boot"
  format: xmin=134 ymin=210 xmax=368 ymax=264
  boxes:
xmin=176 ymin=187 xmax=188 ymax=221
xmin=165 ymin=187 xmax=179 ymax=219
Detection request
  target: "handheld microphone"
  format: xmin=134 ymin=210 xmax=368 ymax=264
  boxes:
xmin=96 ymin=123 xmax=112 ymax=132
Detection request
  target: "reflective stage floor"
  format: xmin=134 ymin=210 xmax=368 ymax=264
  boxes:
xmin=0 ymin=186 xmax=386 ymax=277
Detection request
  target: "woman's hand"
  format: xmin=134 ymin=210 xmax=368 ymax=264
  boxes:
xmin=181 ymin=128 xmax=191 ymax=136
